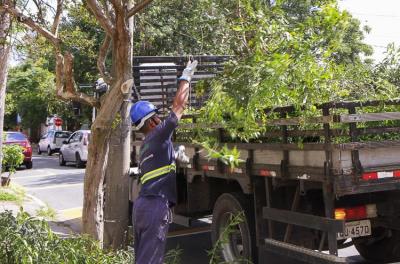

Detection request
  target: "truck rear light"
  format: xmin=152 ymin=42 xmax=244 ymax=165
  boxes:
xmin=346 ymin=206 xmax=366 ymax=220
xmin=362 ymin=170 xmax=400 ymax=180
xmin=335 ymin=208 xmax=346 ymax=220
xmin=229 ymin=167 xmax=243 ymax=174
xmin=202 ymin=165 xmax=215 ymax=171
xmin=259 ymin=169 xmax=276 ymax=177
xmin=362 ymin=172 xmax=377 ymax=180
xmin=335 ymin=204 xmax=377 ymax=220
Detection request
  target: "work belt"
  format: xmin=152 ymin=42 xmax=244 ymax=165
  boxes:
xmin=140 ymin=163 xmax=176 ymax=184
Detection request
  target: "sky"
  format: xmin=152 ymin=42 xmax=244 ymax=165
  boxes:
xmin=339 ymin=0 xmax=400 ymax=62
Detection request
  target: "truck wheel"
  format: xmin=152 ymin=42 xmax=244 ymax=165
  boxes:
xmin=211 ymin=193 xmax=257 ymax=263
xmin=354 ymin=227 xmax=400 ymax=263
xmin=37 ymin=146 xmax=42 ymax=155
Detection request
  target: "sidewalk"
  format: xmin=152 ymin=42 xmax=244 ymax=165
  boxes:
xmin=0 ymin=186 xmax=82 ymax=237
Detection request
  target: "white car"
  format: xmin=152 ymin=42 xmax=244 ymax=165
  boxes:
xmin=59 ymin=130 xmax=91 ymax=168
xmin=38 ymin=130 xmax=72 ymax=155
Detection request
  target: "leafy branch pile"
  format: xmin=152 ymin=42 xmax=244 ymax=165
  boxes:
xmin=197 ymin=0 xmax=399 ymax=141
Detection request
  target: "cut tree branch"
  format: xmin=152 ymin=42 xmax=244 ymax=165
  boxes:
xmin=3 ymin=4 xmax=61 ymax=47
xmin=56 ymin=53 xmax=100 ymax=108
xmin=127 ymin=0 xmax=153 ymax=18
xmin=85 ymin=0 xmax=114 ymax=35
xmin=97 ymin=35 xmax=112 ymax=83
xmin=51 ymin=0 xmax=63 ymax=35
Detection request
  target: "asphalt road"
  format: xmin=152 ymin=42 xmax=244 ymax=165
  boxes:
xmin=12 ymin=154 xmax=370 ymax=264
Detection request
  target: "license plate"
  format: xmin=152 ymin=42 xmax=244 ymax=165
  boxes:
xmin=337 ymin=220 xmax=371 ymax=240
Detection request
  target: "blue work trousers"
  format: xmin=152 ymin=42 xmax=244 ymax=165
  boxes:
xmin=133 ymin=196 xmax=170 ymax=264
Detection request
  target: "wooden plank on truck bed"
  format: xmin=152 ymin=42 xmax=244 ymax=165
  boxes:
xmin=339 ymin=112 xmax=400 ymax=123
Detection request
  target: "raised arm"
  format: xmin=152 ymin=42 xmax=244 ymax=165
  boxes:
xmin=172 ymin=60 xmax=198 ymax=121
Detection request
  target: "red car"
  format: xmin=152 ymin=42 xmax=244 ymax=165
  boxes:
xmin=4 ymin=131 xmax=33 ymax=169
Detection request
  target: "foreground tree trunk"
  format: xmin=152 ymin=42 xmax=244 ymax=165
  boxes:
xmin=103 ymin=2 xmax=134 ymax=248
xmin=0 ymin=2 xmax=12 ymax=173
xmin=2 ymin=0 xmax=154 ymax=247
xmin=82 ymin=1 xmax=135 ymax=246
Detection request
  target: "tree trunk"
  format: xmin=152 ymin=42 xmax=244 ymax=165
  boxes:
xmin=103 ymin=1 xmax=134 ymax=249
xmin=103 ymin=98 xmax=131 ymax=249
xmin=0 ymin=3 xmax=12 ymax=173
xmin=82 ymin=4 xmax=133 ymax=247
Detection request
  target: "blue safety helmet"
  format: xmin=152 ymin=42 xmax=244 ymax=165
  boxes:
xmin=130 ymin=101 xmax=158 ymax=130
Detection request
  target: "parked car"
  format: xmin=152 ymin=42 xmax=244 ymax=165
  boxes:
xmin=59 ymin=130 xmax=90 ymax=168
xmin=4 ymin=131 xmax=33 ymax=169
xmin=38 ymin=130 xmax=71 ymax=155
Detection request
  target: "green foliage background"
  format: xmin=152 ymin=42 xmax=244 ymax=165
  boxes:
xmin=0 ymin=210 xmax=134 ymax=264
xmin=2 ymin=145 xmax=24 ymax=175
xmin=5 ymin=60 xmax=74 ymax=139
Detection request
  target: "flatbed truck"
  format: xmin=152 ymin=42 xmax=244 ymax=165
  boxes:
xmin=131 ymin=56 xmax=400 ymax=263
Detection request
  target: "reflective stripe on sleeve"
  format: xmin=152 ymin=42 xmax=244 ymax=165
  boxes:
xmin=141 ymin=163 xmax=176 ymax=184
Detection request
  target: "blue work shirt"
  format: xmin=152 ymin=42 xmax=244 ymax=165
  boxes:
xmin=138 ymin=112 xmax=178 ymax=206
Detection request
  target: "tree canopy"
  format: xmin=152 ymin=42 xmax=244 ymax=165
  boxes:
xmin=5 ymin=60 xmax=73 ymax=137
xmin=195 ymin=0 xmax=399 ymax=141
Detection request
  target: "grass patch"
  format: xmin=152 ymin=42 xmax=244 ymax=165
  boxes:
xmin=36 ymin=204 xmax=57 ymax=220
xmin=0 ymin=183 xmax=26 ymax=205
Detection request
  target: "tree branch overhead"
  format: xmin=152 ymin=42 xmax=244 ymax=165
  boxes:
xmin=127 ymin=0 xmax=153 ymax=18
xmin=85 ymin=0 xmax=115 ymax=35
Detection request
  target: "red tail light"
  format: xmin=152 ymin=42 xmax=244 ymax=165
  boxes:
xmin=335 ymin=204 xmax=377 ymax=220
xmin=23 ymin=140 xmax=32 ymax=156
xmin=202 ymin=165 xmax=215 ymax=171
xmin=362 ymin=172 xmax=378 ymax=180
xmin=346 ymin=206 xmax=367 ymax=220
xmin=394 ymin=170 xmax=400 ymax=178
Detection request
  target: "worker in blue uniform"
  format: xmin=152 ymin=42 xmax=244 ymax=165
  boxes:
xmin=130 ymin=60 xmax=198 ymax=264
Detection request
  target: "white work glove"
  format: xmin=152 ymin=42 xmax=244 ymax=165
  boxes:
xmin=175 ymin=145 xmax=190 ymax=164
xmin=178 ymin=60 xmax=198 ymax=83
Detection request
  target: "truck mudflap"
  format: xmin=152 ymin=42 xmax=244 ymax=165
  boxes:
xmin=262 ymin=238 xmax=352 ymax=264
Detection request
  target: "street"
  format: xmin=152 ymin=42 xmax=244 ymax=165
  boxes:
xmin=12 ymin=154 xmax=369 ymax=264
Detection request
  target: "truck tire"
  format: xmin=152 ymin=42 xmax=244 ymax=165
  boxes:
xmin=211 ymin=192 xmax=257 ymax=263
xmin=37 ymin=146 xmax=42 ymax=155
xmin=354 ymin=227 xmax=400 ymax=263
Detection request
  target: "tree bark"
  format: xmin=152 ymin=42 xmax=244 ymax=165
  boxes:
xmin=0 ymin=1 xmax=12 ymax=173
xmin=103 ymin=1 xmax=133 ymax=249
xmin=83 ymin=1 xmax=133 ymax=244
